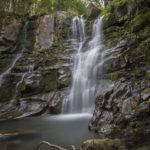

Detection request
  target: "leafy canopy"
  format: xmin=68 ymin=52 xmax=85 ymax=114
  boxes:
xmin=0 ymin=0 xmax=88 ymax=16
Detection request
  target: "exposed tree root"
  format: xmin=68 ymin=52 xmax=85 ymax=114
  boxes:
xmin=36 ymin=141 xmax=77 ymax=150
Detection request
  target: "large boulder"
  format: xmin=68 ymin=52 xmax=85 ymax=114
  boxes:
xmin=86 ymin=3 xmax=101 ymax=19
xmin=0 ymin=16 xmax=21 ymax=45
xmin=34 ymin=15 xmax=54 ymax=50
xmin=81 ymin=139 xmax=126 ymax=150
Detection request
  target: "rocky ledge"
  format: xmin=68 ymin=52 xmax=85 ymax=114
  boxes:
xmin=88 ymin=0 xmax=150 ymax=149
xmin=0 ymin=11 xmax=72 ymax=120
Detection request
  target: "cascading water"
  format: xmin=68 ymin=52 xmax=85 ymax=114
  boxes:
xmin=0 ymin=21 xmax=28 ymax=87
xmin=62 ymin=16 xmax=104 ymax=113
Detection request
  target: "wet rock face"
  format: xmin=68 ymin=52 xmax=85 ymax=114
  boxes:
xmin=0 ymin=98 xmax=47 ymax=120
xmin=90 ymin=80 xmax=150 ymax=147
xmin=86 ymin=3 xmax=101 ymax=19
xmin=89 ymin=1 xmax=150 ymax=149
xmin=0 ymin=12 xmax=72 ymax=120
xmin=0 ymin=89 xmax=68 ymax=120
xmin=0 ymin=16 xmax=21 ymax=44
xmin=104 ymin=0 xmax=150 ymax=28
xmin=0 ymin=16 xmax=22 ymax=73
xmin=34 ymin=15 xmax=54 ymax=50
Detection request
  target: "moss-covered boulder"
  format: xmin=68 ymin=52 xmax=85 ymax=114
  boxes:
xmin=81 ymin=139 xmax=126 ymax=150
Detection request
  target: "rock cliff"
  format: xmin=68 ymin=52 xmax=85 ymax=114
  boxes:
xmin=88 ymin=0 xmax=150 ymax=150
xmin=0 ymin=11 xmax=72 ymax=120
xmin=0 ymin=1 xmax=149 ymax=149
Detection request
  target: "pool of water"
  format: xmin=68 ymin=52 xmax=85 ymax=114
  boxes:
xmin=0 ymin=114 xmax=97 ymax=150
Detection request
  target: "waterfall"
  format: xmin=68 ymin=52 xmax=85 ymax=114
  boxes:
xmin=99 ymin=0 xmax=105 ymax=7
xmin=62 ymin=16 xmax=104 ymax=113
xmin=72 ymin=16 xmax=85 ymax=42
xmin=0 ymin=21 xmax=28 ymax=87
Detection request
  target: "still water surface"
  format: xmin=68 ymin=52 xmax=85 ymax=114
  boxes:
xmin=0 ymin=114 xmax=96 ymax=150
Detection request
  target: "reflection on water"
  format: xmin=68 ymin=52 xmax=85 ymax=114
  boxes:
xmin=0 ymin=114 xmax=97 ymax=150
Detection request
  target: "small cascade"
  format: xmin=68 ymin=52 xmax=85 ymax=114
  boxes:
xmin=62 ymin=16 xmax=104 ymax=113
xmin=0 ymin=21 xmax=28 ymax=87
xmin=72 ymin=16 xmax=85 ymax=42
xmin=99 ymin=0 xmax=105 ymax=7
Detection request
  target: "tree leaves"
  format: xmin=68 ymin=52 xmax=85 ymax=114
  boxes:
xmin=0 ymin=0 xmax=87 ymax=16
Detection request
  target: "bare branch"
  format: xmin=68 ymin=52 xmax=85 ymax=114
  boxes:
xmin=71 ymin=145 xmax=76 ymax=150
xmin=35 ymin=141 xmax=67 ymax=150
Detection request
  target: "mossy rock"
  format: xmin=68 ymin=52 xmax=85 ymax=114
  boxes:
xmin=102 ymin=0 xmax=128 ymax=28
xmin=40 ymin=70 xmax=58 ymax=92
xmin=0 ymin=55 xmax=15 ymax=73
xmin=106 ymin=71 xmax=123 ymax=81
xmin=131 ymin=10 xmax=150 ymax=32
xmin=81 ymin=138 xmax=127 ymax=150
xmin=137 ymin=37 xmax=150 ymax=58
xmin=146 ymin=70 xmax=150 ymax=79
xmin=0 ymin=74 xmax=19 ymax=102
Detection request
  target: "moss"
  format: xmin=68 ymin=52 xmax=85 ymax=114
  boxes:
xmin=131 ymin=10 xmax=150 ymax=27
xmin=81 ymin=139 xmax=126 ymax=150
xmin=137 ymin=38 xmax=150 ymax=57
xmin=110 ymin=71 xmax=122 ymax=81
xmin=102 ymin=0 xmax=127 ymax=15
xmin=132 ymin=126 xmax=146 ymax=142
xmin=104 ymin=29 xmax=123 ymax=47
xmin=0 ymin=74 xmax=19 ymax=102
xmin=140 ymin=27 xmax=150 ymax=39
xmin=119 ymin=15 xmax=128 ymax=22
xmin=0 ymin=57 xmax=14 ymax=73
xmin=40 ymin=70 xmax=58 ymax=92
xmin=25 ymin=20 xmax=37 ymax=51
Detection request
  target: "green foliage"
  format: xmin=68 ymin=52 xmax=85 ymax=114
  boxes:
xmin=131 ymin=10 xmax=150 ymax=26
xmin=34 ymin=0 xmax=86 ymax=15
xmin=101 ymin=0 xmax=127 ymax=14
xmin=106 ymin=71 xmax=123 ymax=81
xmin=101 ymin=0 xmax=128 ymax=22
xmin=119 ymin=15 xmax=128 ymax=22
xmin=137 ymin=38 xmax=150 ymax=57
xmin=0 ymin=0 xmax=86 ymax=16
xmin=40 ymin=71 xmax=58 ymax=92
xmin=0 ymin=0 xmax=32 ymax=15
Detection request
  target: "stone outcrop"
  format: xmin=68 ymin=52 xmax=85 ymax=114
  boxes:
xmin=86 ymin=3 xmax=101 ymax=19
xmin=34 ymin=15 xmax=54 ymax=50
xmin=81 ymin=139 xmax=126 ymax=150
xmin=89 ymin=81 xmax=150 ymax=149
xmin=0 ymin=15 xmax=22 ymax=73
xmin=89 ymin=0 xmax=150 ymax=149
xmin=0 ymin=11 xmax=72 ymax=120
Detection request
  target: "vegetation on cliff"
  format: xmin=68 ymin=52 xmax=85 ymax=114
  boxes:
xmin=0 ymin=0 xmax=88 ymax=15
xmin=89 ymin=1 xmax=150 ymax=150
xmin=0 ymin=0 xmax=150 ymax=150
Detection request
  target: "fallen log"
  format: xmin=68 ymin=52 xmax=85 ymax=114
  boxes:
xmin=36 ymin=141 xmax=67 ymax=150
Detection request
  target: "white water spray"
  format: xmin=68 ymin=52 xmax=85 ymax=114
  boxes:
xmin=62 ymin=16 xmax=104 ymax=113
